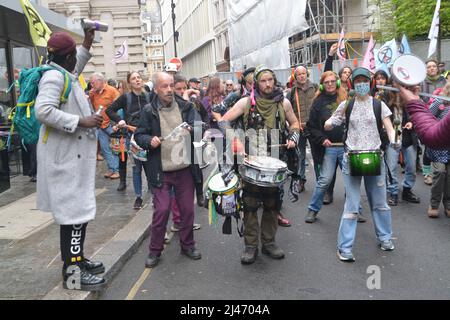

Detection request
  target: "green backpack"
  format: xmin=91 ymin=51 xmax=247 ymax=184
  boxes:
xmin=9 ymin=65 xmax=72 ymax=145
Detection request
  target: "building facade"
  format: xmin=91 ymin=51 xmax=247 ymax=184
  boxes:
xmin=213 ymin=0 xmax=230 ymax=72
xmin=160 ymin=0 xmax=216 ymax=79
xmin=48 ymin=0 xmax=147 ymax=80
xmin=144 ymin=0 xmax=164 ymax=76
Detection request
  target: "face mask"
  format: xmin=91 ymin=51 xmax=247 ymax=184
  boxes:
xmin=354 ymin=82 xmax=370 ymax=96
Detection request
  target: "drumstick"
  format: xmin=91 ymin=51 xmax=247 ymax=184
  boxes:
xmin=329 ymin=142 xmax=344 ymax=147
xmin=376 ymin=85 xmax=450 ymax=102
xmin=270 ymin=144 xmax=288 ymax=148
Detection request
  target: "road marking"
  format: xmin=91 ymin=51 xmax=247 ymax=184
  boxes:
xmin=125 ymin=268 xmax=152 ymax=300
xmin=124 ymin=231 xmax=175 ymax=300
xmin=47 ymin=252 xmax=61 ymax=269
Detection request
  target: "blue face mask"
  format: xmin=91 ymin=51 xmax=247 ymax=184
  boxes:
xmin=354 ymin=82 xmax=370 ymax=96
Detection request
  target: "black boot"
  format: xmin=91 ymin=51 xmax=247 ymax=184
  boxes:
xmin=117 ymin=169 xmax=126 ymax=191
xmin=402 ymin=187 xmax=420 ymax=203
xmin=62 ymin=263 xmax=106 ymax=291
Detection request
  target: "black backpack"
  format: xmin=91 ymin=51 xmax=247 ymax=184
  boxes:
xmin=343 ymin=98 xmax=389 ymax=151
xmin=125 ymin=92 xmax=152 ymax=125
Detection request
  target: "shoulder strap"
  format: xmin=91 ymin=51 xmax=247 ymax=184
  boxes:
xmin=126 ymin=92 xmax=132 ymax=110
xmin=343 ymin=98 xmax=355 ymax=145
xmin=372 ymin=98 xmax=383 ymax=138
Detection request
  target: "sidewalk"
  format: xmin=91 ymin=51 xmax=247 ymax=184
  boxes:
xmin=0 ymin=162 xmax=153 ymax=300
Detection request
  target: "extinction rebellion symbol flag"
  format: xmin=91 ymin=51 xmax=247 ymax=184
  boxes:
xmin=20 ymin=0 xmax=52 ymax=47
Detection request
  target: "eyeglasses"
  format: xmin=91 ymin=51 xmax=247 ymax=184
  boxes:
xmin=323 ymin=80 xmax=337 ymax=85
xmin=226 ymin=84 xmax=233 ymax=86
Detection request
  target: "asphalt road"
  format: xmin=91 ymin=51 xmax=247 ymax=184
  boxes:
xmin=100 ymin=150 xmax=450 ymax=301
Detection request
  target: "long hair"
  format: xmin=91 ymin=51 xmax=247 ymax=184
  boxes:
xmin=314 ymin=71 xmax=347 ymax=105
xmin=205 ymin=77 xmax=223 ymax=105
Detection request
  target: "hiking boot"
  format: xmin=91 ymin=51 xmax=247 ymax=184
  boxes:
xmin=337 ymin=250 xmax=355 ymax=262
xmin=133 ymin=197 xmax=143 ymax=210
xmin=117 ymin=169 xmax=126 ymax=191
xmin=402 ymin=188 xmax=420 ymax=203
xmin=424 ymin=175 xmax=433 ymax=185
xmin=62 ymin=264 xmax=106 ymax=291
xmin=323 ymin=192 xmax=333 ymax=205
xmin=181 ymin=247 xmax=202 ymax=260
xmin=164 ymin=232 xmax=171 ymax=244
xmin=145 ymin=253 xmax=160 ymax=268
xmin=241 ymin=246 xmax=258 ymax=265
xmin=170 ymin=224 xmax=180 ymax=232
xmin=79 ymin=258 xmax=105 ymax=275
xmin=305 ymin=210 xmax=318 ymax=223
xmin=262 ymin=242 xmax=285 ymax=259
xmin=428 ymin=206 xmax=439 ymax=218
xmin=379 ymin=239 xmax=395 ymax=251
xmin=277 ymin=212 xmax=291 ymax=227
xmin=110 ymin=172 xmax=120 ymax=179
xmin=388 ymin=194 xmax=398 ymax=206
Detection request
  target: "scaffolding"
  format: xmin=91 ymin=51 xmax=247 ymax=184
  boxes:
xmin=289 ymin=0 xmax=373 ymax=66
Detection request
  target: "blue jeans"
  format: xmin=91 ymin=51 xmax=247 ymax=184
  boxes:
xmin=386 ymin=144 xmax=417 ymax=195
xmin=297 ymin=135 xmax=307 ymax=181
xmin=97 ymin=125 xmax=119 ymax=173
xmin=337 ymin=153 xmax=392 ymax=254
xmin=308 ymin=147 xmax=344 ymax=213
xmin=132 ymin=158 xmax=145 ymax=198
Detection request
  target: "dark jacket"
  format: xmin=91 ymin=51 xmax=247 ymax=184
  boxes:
xmin=406 ymin=99 xmax=450 ymax=149
xmin=306 ymin=92 xmax=345 ymax=165
xmin=107 ymin=91 xmax=154 ymax=127
xmin=134 ymin=95 xmax=202 ymax=188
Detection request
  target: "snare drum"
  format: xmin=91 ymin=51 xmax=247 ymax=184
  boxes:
xmin=239 ymin=155 xmax=288 ymax=187
xmin=207 ymin=172 xmax=240 ymax=216
xmin=348 ymin=150 xmax=382 ymax=176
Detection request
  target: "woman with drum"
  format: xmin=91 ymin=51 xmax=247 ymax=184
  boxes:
xmin=107 ymin=71 xmax=153 ymax=209
xmin=324 ymin=67 xmax=397 ymax=262
xmin=372 ymin=70 xmax=420 ymax=207
xmin=304 ymin=71 xmax=347 ymax=223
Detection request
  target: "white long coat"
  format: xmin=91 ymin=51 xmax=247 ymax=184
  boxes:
xmin=35 ymin=47 xmax=97 ymax=225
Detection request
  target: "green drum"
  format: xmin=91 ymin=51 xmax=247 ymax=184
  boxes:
xmin=348 ymin=150 xmax=382 ymax=176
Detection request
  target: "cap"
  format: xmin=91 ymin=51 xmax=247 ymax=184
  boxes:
xmin=189 ymin=77 xmax=201 ymax=83
xmin=351 ymin=67 xmax=371 ymax=83
xmin=47 ymin=32 xmax=77 ymax=56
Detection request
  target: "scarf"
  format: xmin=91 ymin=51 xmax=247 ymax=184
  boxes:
xmin=427 ymin=74 xmax=442 ymax=82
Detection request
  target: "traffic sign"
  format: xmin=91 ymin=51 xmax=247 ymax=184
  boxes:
xmin=169 ymin=57 xmax=183 ymax=71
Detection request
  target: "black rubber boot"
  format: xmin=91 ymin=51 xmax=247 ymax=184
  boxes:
xmin=117 ymin=168 xmax=126 ymax=191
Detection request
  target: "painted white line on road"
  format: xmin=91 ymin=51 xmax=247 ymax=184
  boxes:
xmin=46 ymin=252 xmax=61 ymax=269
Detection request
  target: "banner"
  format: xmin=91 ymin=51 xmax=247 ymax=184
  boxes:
xmin=375 ymin=38 xmax=397 ymax=75
xmin=337 ymin=28 xmax=347 ymax=62
xmin=361 ymin=35 xmax=375 ymax=73
xmin=399 ymin=34 xmax=411 ymax=55
xmin=112 ymin=40 xmax=129 ymax=64
xmin=20 ymin=0 xmax=52 ymax=47
xmin=428 ymin=0 xmax=440 ymax=58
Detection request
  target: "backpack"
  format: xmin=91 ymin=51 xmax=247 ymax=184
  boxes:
xmin=343 ymin=98 xmax=389 ymax=151
xmin=9 ymin=65 xmax=71 ymax=145
xmin=125 ymin=91 xmax=152 ymax=126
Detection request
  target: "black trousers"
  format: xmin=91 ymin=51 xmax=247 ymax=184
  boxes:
xmin=60 ymin=223 xmax=87 ymax=266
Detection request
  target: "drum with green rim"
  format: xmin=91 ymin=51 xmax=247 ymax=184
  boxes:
xmin=348 ymin=150 xmax=381 ymax=176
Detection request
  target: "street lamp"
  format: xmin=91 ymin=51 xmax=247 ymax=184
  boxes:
xmin=171 ymin=0 xmax=178 ymax=57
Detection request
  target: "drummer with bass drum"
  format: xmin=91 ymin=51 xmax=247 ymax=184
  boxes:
xmin=324 ymin=67 xmax=398 ymax=263
xmin=219 ymin=65 xmax=300 ymax=265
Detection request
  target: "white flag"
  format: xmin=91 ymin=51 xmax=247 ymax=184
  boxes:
xmin=112 ymin=40 xmax=129 ymax=64
xmin=428 ymin=0 xmax=440 ymax=58
xmin=361 ymin=35 xmax=375 ymax=73
xmin=337 ymin=28 xmax=346 ymax=61
xmin=375 ymin=38 xmax=398 ymax=76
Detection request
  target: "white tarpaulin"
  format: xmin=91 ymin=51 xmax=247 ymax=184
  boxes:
xmin=228 ymin=0 xmax=308 ymax=71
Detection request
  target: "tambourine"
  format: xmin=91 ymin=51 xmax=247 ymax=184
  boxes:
xmin=391 ymin=54 xmax=426 ymax=86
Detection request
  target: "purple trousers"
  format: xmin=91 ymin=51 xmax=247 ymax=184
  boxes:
xmin=149 ymin=167 xmax=195 ymax=256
